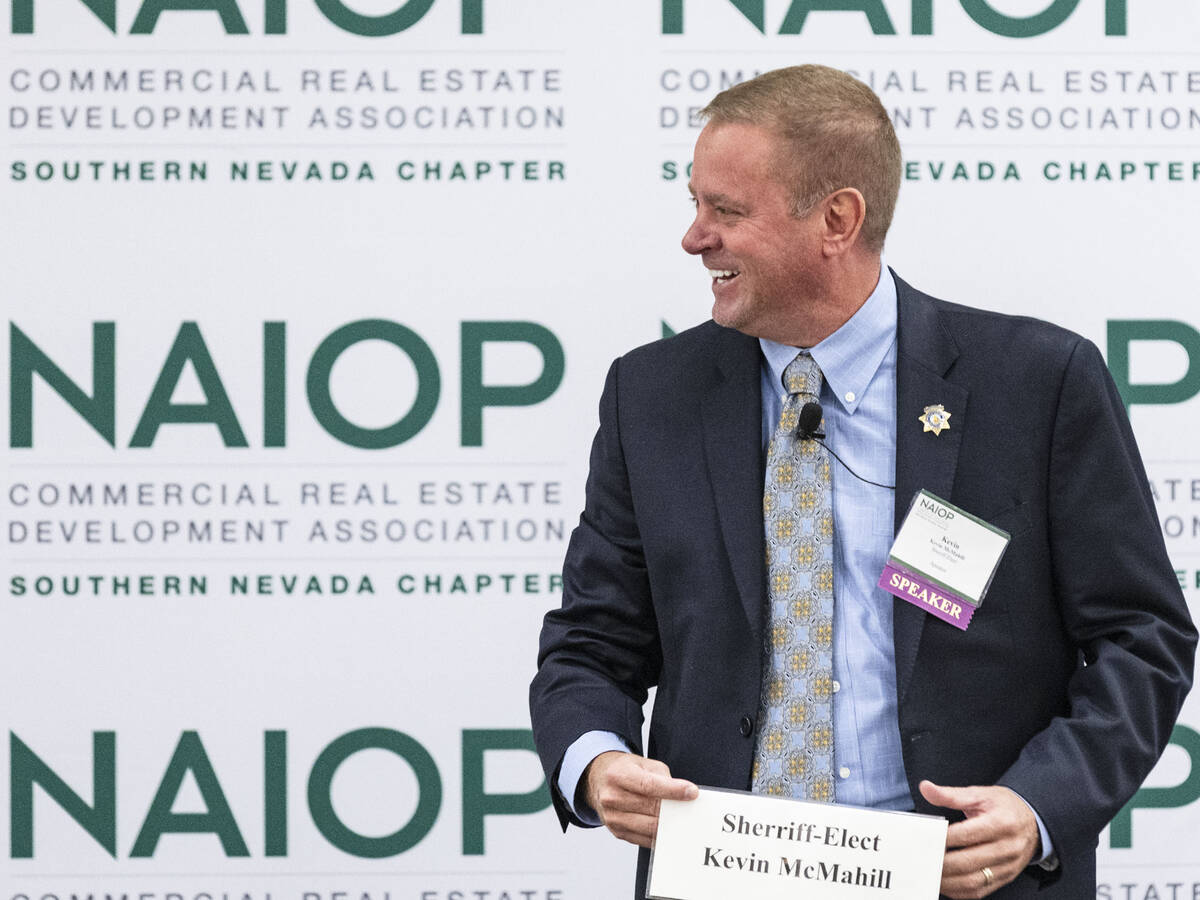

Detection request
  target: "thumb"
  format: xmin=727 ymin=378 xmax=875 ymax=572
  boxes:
xmin=919 ymin=780 xmax=983 ymax=813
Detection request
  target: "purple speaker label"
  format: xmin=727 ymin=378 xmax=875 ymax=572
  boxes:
xmin=878 ymin=562 xmax=976 ymax=631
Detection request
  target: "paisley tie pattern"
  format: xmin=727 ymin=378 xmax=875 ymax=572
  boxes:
xmin=752 ymin=352 xmax=835 ymax=803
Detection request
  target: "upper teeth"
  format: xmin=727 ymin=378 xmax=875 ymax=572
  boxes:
xmin=708 ymin=269 xmax=738 ymax=279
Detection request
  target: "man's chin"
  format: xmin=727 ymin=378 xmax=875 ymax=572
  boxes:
xmin=713 ymin=304 xmax=776 ymax=342
xmin=712 ymin=297 xmax=750 ymax=333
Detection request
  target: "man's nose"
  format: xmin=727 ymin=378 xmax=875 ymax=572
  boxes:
xmin=681 ymin=215 xmax=717 ymax=255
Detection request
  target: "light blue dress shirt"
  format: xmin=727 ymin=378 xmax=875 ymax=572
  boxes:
xmin=757 ymin=266 xmax=909 ymax=811
xmin=557 ymin=267 xmax=1052 ymax=862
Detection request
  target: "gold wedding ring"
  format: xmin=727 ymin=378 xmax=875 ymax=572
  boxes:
xmin=980 ymin=866 xmax=995 ymax=887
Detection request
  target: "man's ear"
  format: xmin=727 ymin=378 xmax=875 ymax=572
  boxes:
xmin=820 ymin=188 xmax=867 ymax=257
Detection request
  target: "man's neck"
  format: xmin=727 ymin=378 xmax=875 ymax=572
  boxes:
xmin=771 ymin=254 xmax=883 ymax=347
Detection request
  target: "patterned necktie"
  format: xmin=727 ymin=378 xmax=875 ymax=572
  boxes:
xmin=752 ymin=352 xmax=835 ymax=802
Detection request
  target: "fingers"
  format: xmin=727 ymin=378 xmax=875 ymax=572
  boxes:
xmin=939 ymin=834 xmax=1033 ymax=898
xmin=939 ymin=859 xmax=1006 ymax=900
xmin=585 ymin=752 xmax=699 ymax=849
xmin=596 ymin=808 xmax=659 ymax=847
xmin=620 ymin=761 xmax=701 ymax=802
xmin=919 ymin=782 xmax=1040 ymax=899
xmin=946 ymin=808 xmax=1025 ymax=852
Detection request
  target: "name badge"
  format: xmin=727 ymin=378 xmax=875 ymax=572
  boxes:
xmin=877 ymin=490 xmax=1010 ymax=631
xmin=648 ymin=788 xmax=947 ymax=899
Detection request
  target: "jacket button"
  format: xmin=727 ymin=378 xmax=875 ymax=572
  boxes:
xmin=739 ymin=715 xmax=754 ymax=736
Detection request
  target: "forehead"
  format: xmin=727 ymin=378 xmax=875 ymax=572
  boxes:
xmin=688 ymin=120 xmax=788 ymax=197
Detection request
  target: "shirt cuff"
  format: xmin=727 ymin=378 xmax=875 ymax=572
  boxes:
xmin=558 ymin=731 xmax=631 ymax=826
xmin=1012 ymin=792 xmax=1057 ymax=869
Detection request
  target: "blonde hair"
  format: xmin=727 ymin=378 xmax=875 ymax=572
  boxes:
xmin=700 ymin=65 xmax=902 ymax=251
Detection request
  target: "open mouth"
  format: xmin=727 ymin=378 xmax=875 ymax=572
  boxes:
xmin=708 ymin=268 xmax=740 ymax=285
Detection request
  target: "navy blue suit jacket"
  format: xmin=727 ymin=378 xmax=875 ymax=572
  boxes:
xmin=530 ymin=275 xmax=1196 ymax=898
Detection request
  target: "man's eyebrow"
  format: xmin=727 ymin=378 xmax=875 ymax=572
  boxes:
xmin=687 ymin=185 xmax=739 ymax=207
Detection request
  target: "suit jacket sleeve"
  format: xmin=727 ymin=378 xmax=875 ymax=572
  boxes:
xmin=529 ymin=357 xmax=662 ymax=828
xmin=993 ymin=337 xmax=1196 ymax=863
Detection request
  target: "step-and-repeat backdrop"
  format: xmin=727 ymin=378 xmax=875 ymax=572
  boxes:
xmin=2 ymin=2 xmax=1197 ymax=898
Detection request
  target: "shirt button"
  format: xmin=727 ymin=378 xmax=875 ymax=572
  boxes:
xmin=739 ymin=715 xmax=754 ymax=737
xmin=839 ymin=766 xmax=851 ymax=779
xmin=844 ymin=391 xmax=856 ymax=403
xmin=832 ymin=680 xmax=841 ymax=693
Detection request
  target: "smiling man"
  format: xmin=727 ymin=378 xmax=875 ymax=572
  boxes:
xmin=529 ymin=65 xmax=1195 ymax=900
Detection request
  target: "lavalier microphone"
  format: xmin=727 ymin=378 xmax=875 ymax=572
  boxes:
xmin=797 ymin=401 xmax=825 ymax=440
xmin=794 ymin=401 xmax=896 ymax=491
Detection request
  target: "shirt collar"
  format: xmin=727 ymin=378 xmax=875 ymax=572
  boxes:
xmin=758 ymin=264 xmax=898 ymax=415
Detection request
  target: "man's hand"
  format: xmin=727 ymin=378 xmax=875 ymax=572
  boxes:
xmin=583 ymin=751 xmax=699 ymax=848
xmin=919 ymin=781 xmax=1040 ymax=899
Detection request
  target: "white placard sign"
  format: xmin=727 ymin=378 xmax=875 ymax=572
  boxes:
xmin=648 ymin=788 xmax=947 ymax=900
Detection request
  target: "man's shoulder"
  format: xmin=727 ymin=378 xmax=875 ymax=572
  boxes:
xmin=896 ymin=274 xmax=1091 ymax=368
xmin=616 ymin=319 xmax=756 ymax=380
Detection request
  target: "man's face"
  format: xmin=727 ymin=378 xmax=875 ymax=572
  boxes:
xmin=682 ymin=121 xmax=823 ymax=341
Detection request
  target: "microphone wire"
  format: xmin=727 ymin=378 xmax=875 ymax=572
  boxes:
xmin=795 ymin=401 xmax=896 ymax=491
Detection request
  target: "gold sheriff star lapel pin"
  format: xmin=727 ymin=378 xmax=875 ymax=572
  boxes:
xmin=919 ymin=404 xmax=951 ymax=435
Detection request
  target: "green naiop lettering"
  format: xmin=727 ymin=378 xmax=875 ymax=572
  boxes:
xmin=1107 ymin=320 xmax=1200 ymax=415
xmin=130 ymin=321 xmax=249 ymax=448
xmin=461 ymin=729 xmax=550 ymax=855
xmin=1109 ymin=725 xmax=1200 ymax=848
xmin=660 ymin=0 xmax=1125 ymax=36
xmin=10 ymin=322 xmax=115 ymax=447
xmin=12 ymin=0 xmax=483 ymax=34
xmin=460 ymin=321 xmax=564 ymax=448
xmin=130 ymin=731 xmax=250 ymax=857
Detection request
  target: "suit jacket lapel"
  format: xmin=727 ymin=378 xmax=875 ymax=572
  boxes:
xmin=892 ymin=275 xmax=969 ymax=704
xmin=699 ymin=328 xmax=767 ymax=643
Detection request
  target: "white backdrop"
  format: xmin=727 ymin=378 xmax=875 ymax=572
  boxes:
xmin=2 ymin=2 xmax=1198 ymax=899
